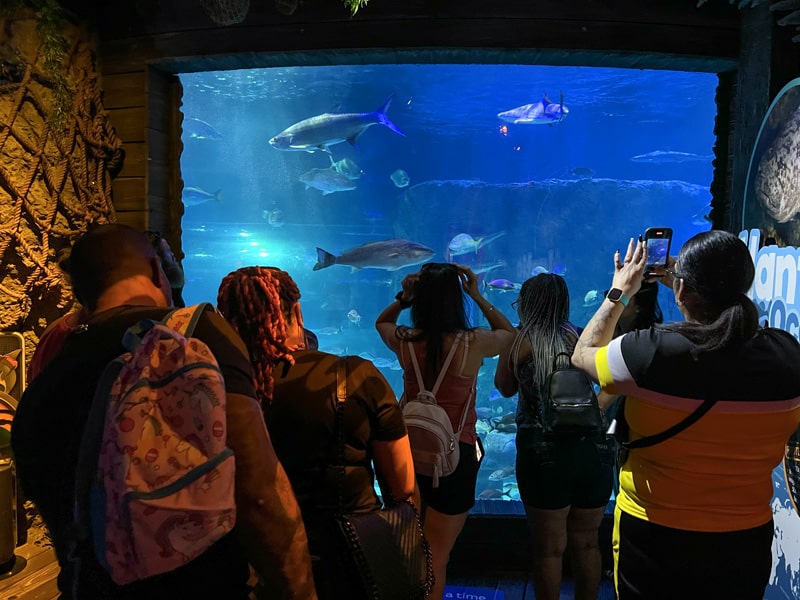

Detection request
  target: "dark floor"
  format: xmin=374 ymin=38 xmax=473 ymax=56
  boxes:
xmin=1 ymin=499 xmax=618 ymax=600
xmin=445 ymin=499 xmax=617 ymax=599
xmin=445 ymin=576 xmax=617 ymax=600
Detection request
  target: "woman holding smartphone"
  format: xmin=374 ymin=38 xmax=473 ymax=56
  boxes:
xmin=573 ymin=231 xmax=800 ymax=600
xmin=376 ymin=263 xmax=515 ymax=599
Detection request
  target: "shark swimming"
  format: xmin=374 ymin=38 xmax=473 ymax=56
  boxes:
xmin=269 ymin=94 xmax=405 ymax=153
xmin=629 ymin=150 xmax=714 ymax=164
xmin=497 ymin=93 xmax=569 ymax=125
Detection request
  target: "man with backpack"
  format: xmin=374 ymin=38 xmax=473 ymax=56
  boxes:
xmin=12 ymin=224 xmax=316 ymax=599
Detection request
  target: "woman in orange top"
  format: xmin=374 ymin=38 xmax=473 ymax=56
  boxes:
xmin=572 ymin=230 xmax=800 ymax=600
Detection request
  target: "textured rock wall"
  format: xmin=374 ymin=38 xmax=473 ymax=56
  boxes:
xmin=0 ymin=7 xmax=121 ymax=368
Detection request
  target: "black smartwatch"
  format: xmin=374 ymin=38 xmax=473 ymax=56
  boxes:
xmin=606 ymin=288 xmax=630 ymax=307
xmin=395 ymin=291 xmax=413 ymax=309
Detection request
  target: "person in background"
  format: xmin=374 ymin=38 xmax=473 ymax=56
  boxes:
xmin=145 ymin=229 xmax=186 ymax=308
xmin=572 ymin=231 xmax=800 ymax=600
xmin=493 ymin=273 xmax=612 ymax=600
xmin=611 ymin=279 xmax=663 ymax=338
xmin=13 ymin=225 xmax=316 ymax=599
xmin=28 ymin=228 xmax=185 ymax=381
xmin=217 ymin=266 xmax=415 ymax=599
xmin=375 ymin=263 xmax=516 ymax=599
xmin=598 ymin=280 xmax=664 ymax=418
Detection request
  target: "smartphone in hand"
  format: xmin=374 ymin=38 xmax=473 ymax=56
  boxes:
xmin=644 ymin=227 xmax=672 ymax=274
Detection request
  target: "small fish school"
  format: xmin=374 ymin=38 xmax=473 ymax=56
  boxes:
xmin=1 ymin=1 xmax=798 ymax=599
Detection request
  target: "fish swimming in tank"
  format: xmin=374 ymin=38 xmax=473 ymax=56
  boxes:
xmin=485 ymin=278 xmax=521 ymax=292
xmin=390 ymin=169 xmax=410 ymax=188
xmin=330 ymin=156 xmax=363 ymax=180
xmin=531 ymin=262 xmax=567 ymax=277
xmin=268 ymin=94 xmax=406 ymax=153
xmin=497 ymin=92 xmax=569 ymax=125
xmin=569 ymin=166 xmax=596 ymax=178
xmin=262 ymin=209 xmax=285 ymax=228
xmin=182 ymin=186 xmax=222 ymax=207
xmin=488 ymin=465 xmax=516 ymax=482
xmin=583 ymin=289 xmax=602 ymax=307
xmin=183 ymin=117 xmax=223 ymax=140
xmin=447 ymin=231 xmax=506 ymax=257
xmin=347 ymin=309 xmax=362 ymax=326
xmin=299 ymin=167 xmax=357 ymax=195
xmin=313 ymin=239 xmax=435 ymax=272
xmin=629 ymin=150 xmax=714 ymax=164
xmin=471 ymin=260 xmax=507 ymax=276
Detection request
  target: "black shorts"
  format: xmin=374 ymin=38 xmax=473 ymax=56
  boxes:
xmin=416 ymin=439 xmax=484 ymax=515
xmin=515 ymin=428 xmax=613 ymax=510
xmin=615 ymin=510 xmax=774 ymax=600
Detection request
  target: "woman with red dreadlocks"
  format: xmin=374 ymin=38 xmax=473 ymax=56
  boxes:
xmin=217 ymin=266 xmax=415 ymax=599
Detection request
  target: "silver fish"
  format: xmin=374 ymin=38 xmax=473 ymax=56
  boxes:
xmin=269 ymin=94 xmax=405 ymax=153
xmin=488 ymin=466 xmax=516 ymax=481
xmin=390 ymin=169 xmax=410 ymax=188
xmin=472 ymin=260 xmax=507 ymax=275
xmin=182 ymin=187 xmax=221 ymax=207
xmin=183 ymin=117 xmax=222 ymax=140
xmin=330 ymin=156 xmax=363 ymax=180
xmin=497 ymin=93 xmax=569 ymax=125
xmin=448 ymin=231 xmax=506 ymax=257
xmin=629 ymin=150 xmax=713 ymax=164
xmin=299 ymin=168 xmax=357 ymax=195
xmin=313 ymin=239 xmax=434 ymax=271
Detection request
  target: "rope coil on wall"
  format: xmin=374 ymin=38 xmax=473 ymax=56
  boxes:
xmin=0 ymin=22 xmax=120 ymax=337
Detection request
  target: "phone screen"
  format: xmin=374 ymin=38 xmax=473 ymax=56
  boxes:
xmin=646 ymin=237 xmax=670 ymax=267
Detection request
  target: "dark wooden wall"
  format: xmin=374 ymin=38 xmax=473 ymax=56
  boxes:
xmin=69 ymin=0 xmax=750 ymax=251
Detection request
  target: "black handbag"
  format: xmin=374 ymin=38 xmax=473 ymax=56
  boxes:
xmin=541 ymin=352 xmax=603 ymax=436
xmin=333 ymin=358 xmax=434 ymax=600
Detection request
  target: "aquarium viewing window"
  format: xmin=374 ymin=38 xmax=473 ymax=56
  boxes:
xmin=178 ymin=63 xmax=717 ymax=512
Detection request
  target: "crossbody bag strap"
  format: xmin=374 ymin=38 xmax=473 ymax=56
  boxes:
xmin=622 ymin=398 xmax=717 ymax=450
xmin=335 ymin=358 xmax=348 ymax=518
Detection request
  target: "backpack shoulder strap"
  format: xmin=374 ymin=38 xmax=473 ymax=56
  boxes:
xmin=407 ymin=341 xmax=427 ymax=393
xmin=456 ymin=331 xmax=470 ymax=375
xmin=163 ymin=303 xmax=214 ymax=337
xmin=431 ymin=331 xmax=464 ymax=396
xmin=407 ymin=332 xmax=465 ymax=395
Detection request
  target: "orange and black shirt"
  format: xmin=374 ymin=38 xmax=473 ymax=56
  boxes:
xmin=596 ymin=327 xmax=800 ymax=532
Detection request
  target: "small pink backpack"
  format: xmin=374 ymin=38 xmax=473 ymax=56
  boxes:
xmin=73 ymin=303 xmax=235 ymax=585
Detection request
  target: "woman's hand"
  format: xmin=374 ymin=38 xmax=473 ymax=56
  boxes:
xmin=457 ymin=264 xmax=480 ymax=299
xmin=400 ymin=273 xmax=418 ymax=302
xmin=612 ymin=237 xmax=647 ymax=299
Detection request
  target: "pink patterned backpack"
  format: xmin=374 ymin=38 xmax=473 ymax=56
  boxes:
xmin=73 ymin=303 xmax=235 ymax=585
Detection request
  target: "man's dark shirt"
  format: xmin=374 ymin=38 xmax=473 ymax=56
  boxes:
xmin=13 ymin=306 xmax=255 ymax=599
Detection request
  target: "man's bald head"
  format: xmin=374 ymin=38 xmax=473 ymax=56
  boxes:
xmin=61 ymin=224 xmax=160 ymax=311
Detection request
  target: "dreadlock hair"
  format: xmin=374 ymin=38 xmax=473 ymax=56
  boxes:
xmin=402 ymin=262 xmax=471 ymax=382
xmin=512 ymin=273 xmax=572 ymax=392
xmin=217 ymin=266 xmax=302 ymax=406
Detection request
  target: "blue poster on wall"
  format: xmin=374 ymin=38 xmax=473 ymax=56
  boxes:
xmin=739 ymin=77 xmax=800 ymax=597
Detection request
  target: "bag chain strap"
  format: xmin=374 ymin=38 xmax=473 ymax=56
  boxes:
xmin=335 ymin=358 xmax=348 ymax=518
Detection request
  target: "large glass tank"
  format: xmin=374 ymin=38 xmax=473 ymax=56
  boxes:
xmin=178 ymin=63 xmax=716 ymax=512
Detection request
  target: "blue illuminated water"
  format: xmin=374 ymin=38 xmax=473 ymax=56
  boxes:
xmin=178 ymin=63 xmax=716 ymax=511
